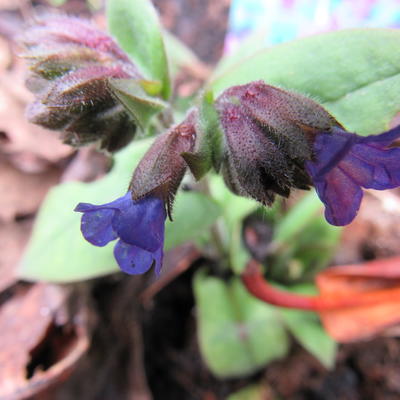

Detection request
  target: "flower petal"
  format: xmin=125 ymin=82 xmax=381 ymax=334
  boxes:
xmin=112 ymin=195 xmax=166 ymax=252
xmin=113 ymin=240 xmax=157 ymax=275
xmin=347 ymin=142 xmax=400 ymax=189
xmin=74 ymin=192 xmax=132 ymax=213
xmin=307 ymin=126 xmax=400 ymax=226
xmin=152 ymin=246 xmax=164 ymax=276
xmin=313 ymin=166 xmax=363 ymax=226
xmin=80 ymin=208 xmax=118 ymax=246
xmin=74 ymin=193 xmax=133 ymax=246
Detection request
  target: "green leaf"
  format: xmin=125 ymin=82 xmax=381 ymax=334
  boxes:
xmin=107 ymin=0 xmax=170 ymax=99
xmin=19 ymin=140 xmax=220 ymax=282
xmin=281 ymin=308 xmax=337 ymax=369
xmin=163 ymin=30 xmax=200 ymax=78
xmin=228 ymin=384 xmax=269 ymax=400
xmin=269 ymin=194 xmax=341 ymax=281
xmin=214 ymin=28 xmax=268 ymax=79
xmin=274 ymin=192 xmax=326 ymax=244
xmin=210 ymin=29 xmax=400 ymax=134
xmin=18 ymin=139 xmax=151 ymax=282
xmin=164 ymin=191 xmax=221 ymax=250
xmin=109 ymin=78 xmax=167 ymax=130
xmin=49 ymin=0 xmax=67 ymax=5
xmin=209 ymin=175 xmax=258 ymax=274
xmin=194 ymin=272 xmax=289 ymax=378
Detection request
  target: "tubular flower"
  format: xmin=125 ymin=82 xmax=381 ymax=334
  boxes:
xmin=306 ymin=125 xmax=400 ymax=226
xmin=75 ymin=193 xmax=166 ymax=275
xmin=215 ymin=80 xmax=400 ymax=226
xmin=20 ymin=15 xmax=141 ymax=152
xmin=75 ymin=114 xmax=196 ymax=274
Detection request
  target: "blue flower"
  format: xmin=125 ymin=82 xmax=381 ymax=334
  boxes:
xmin=306 ymin=125 xmax=400 ymax=226
xmin=75 ymin=192 xmax=166 ymax=275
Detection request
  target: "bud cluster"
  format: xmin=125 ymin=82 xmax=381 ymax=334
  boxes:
xmin=20 ymin=16 xmax=142 ymax=152
xmin=215 ymin=81 xmax=341 ymax=205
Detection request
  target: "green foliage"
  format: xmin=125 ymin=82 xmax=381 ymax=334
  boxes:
xmin=210 ymin=29 xmax=400 ymax=134
xmin=162 ymin=30 xmax=200 ymax=78
xmin=48 ymin=0 xmax=67 ymax=5
xmin=164 ymin=191 xmax=221 ymax=250
xmin=209 ymin=175 xmax=259 ymax=273
xmin=107 ymin=0 xmax=170 ymax=99
xmin=194 ymin=271 xmax=289 ymax=378
xmin=108 ymin=78 xmax=167 ymax=130
xmin=281 ymin=308 xmax=337 ymax=369
xmin=274 ymin=193 xmax=323 ymax=243
xmin=227 ymin=384 xmax=268 ymax=400
xmin=270 ymin=194 xmax=341 ymax=281
xmin=18 ymin=140 xmax=220 ymax=282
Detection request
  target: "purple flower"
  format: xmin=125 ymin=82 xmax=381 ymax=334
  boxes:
xmin=213 ymin=80 xmax=400 ymax=227
xmin=306 ymin=126 xmax=400 ymax=226
xmin=75 ymin=192 xmax=166 ymax=275
xmin=74 ymin=113 xmax=196 ymax=276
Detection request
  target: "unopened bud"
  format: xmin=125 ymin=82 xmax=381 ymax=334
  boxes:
xmin=215 ymin=81 xmax=342 ymax=204
xmin=20 ymin=15 xmax=142 ymax=152
xmin=130 ymin=112 xmax=197 ymax=217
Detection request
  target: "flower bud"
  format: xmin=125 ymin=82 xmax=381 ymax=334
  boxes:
xmin=20 ymin=15 xmax=142 ymax=152
xmin=130 ymin=112 xmax=196 ymax=217
xmin=215 ymin=81 xmax=341 ymax=205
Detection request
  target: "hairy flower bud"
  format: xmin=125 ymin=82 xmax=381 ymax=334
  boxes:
xmin=216 ymin=80 xmax=400 ymax=226
xmin=20 ymin=15 xmax=142 ymax=152
xmin=130 ymin=112 xmax=197 ymax=217
xmin=215 ymin=81 xmax=342 ymax=205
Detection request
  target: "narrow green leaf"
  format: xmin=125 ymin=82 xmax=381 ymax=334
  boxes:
xmin=163 ymin=30 xmax=200 ymax=78
xmin=274 ymin=192 xmax=325 ymax=243
xmin=107 ymin=0 xmax=170 ymax=99
xmin=194 ymin=271 xmax=289 ymax=378
xmin=210 ymin=29 xmax=400 ymax=133
xmin=109 ymin=78 xmax=167 ymax=130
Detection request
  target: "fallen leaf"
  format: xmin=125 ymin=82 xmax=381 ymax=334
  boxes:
xmin=0 ymin=283 xmax=89 ymax=399
xmin=0 ymin=59 xmax=73 ymax=172
xmin=0 ymin=35 xmax=10 ymax=70
xmin=0 ymin=158 xmax=60 ymax=222
xmin=242 ymin=259 xmax=400 ymax=343
xmin=0 ymin=219 xmax=32 ymax=292
xmin=335 ymin=191 xmax=400 ymax=265
xmin=317 ymin=257 xmax=400 ymax=342
xmin=60 ymin=147 xmax=110 ymax=183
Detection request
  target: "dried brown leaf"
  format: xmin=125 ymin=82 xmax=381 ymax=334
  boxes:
xmin=0 ymin=59 xmax=73 ymax=172
xmin=0 ymin=219 xmax=32 ymax=292
xmin=0 ymin=159 xmax=60 ymax=222
xmin=0 ymin=284 xmax=89 ymax=400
